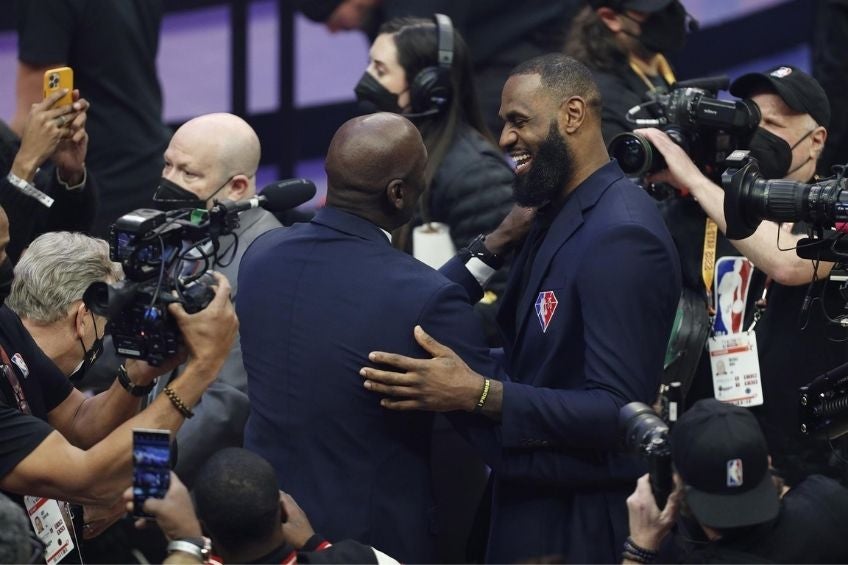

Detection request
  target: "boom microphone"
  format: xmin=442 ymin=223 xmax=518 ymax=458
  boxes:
xmin=213 ymin=178 xmax=317 ymax=215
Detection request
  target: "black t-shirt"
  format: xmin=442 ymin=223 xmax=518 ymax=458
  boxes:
xmin=0 ymin=400 xmax=54 ymax=481
xmin=16 ymin=0 xmax=170 ymax=234
xmin=682 ymin=475 xmax=848 ymax=563
xmin=0 ymin=306 xmax=72 ymax=422
xmin=752 ymin=278 xmax=848 ymax=485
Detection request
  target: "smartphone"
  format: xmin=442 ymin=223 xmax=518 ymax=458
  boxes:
xmin=42 ymin=66 xmax=74 ymax=107
xmin=132 ymin=429 xmax=171 ymax=519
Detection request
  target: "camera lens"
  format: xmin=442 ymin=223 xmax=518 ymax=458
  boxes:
xmin=608 ymin=133 xmax=664 ymax=177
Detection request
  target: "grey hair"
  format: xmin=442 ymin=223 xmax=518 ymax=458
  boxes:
xmin=7 ymin=232 xmax=123 ymax=323
xmin=0 ymin=491 xmax=32 ymax=563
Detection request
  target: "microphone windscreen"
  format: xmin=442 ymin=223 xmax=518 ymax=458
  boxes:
xmin=259 ymin=179 xmax=317 ymax=211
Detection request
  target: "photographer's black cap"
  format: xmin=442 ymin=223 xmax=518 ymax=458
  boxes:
xmin=587 ymin=0 xmax=674 ymax=13
xmin=730 ymin=65 xmax=830 ymax=128
xmin=671 ymin=399 xmax=779 ymax=529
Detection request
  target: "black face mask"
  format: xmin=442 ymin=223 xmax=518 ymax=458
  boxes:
xmin=69 ymin=312 xmax=104 ymax=383
xmin=513 ymin=122 xmax=575 ymax=208
xmin=354 ymin=72 xmax=402 ymax=115
xmin=0 ymin=257 xmax=14 ymax=305
xmin=626 ymin=0 xmax=689 ymax=55
xmin=747 ymin=127 xmax=814 ymax=179
xmin=152 ymin=177 xmax=230 ymax=211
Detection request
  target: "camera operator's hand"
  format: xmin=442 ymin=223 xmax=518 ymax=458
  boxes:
xmin=82 ymin=496 xmax=125 ymax=539
xmin=484 ymin=204 xmax=536 ymax=257
xmin=122 ymin=472 xmax=202 ymax=540
xmin=168 ymin=272 xmax=238 ymax=375
xmin=125 ymin=352 xmax=187 ymax=388
xmin=280 ymin=491 xmax=316 ymax=549
xmin=635 ymin=128 xmax=714 ymax=200
xmin=626 ymin=473 xmax=682 ymax=551
xmin=10 ymin=89 xmax=81 ymax=182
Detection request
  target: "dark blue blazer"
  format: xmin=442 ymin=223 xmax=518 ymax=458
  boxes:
xmin=443 ymin=161 xmax=681 ymax=563
xmin=237 ymin=207 xmax=501 ymax=563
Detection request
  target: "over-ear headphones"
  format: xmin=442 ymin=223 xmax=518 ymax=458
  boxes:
xmin=407 ymin=13 xmax=454 ymax=118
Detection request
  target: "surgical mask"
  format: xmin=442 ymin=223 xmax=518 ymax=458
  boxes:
xmin=747 ymin=127 xmax=814 ymax=179
xmin=152 ymin=177 xmax=231 ymax=211
xmin=69 ymin=312 xmax=104 ymax=383
xmin=625 ymin=0 xmax=689 ymax=55
xmin=354 ymin=72 xmax=402 ymax=115
xmin=0 ymin=257 xmax=14 ymax=305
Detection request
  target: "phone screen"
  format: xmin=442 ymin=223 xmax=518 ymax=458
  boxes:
xmin=132 ymin=429 xmax=171 ymax=519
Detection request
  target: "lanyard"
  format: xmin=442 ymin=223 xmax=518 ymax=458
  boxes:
xmin=701 ymin=218 xmax=718 ymax=314
xmin=629 ymin=53 xmax=677 ymax=93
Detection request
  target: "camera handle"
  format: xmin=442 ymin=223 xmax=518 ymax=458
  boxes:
xmin=648 ymin=452 xmax=673 ymax=510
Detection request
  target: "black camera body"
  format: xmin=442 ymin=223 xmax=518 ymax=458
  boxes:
xmin=722 ymin=150 xmax=848 ymax=240
xmin=800 ymin=362 xmax=848 ymax=440
xmin=620 ymin=402 xmax=673 ymax=509
xmin=85 ymin=205 xmax=238 ymax=366
xmin=608 ymin=77 xmax=761 ymax=189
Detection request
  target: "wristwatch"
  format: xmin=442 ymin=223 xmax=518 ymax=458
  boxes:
xmin=116 ymin=364 xmax=156 ymax=397
xmin=167 ymin=537 xmax=210 ymax=562
xmin=460 ymin=234 xmax=505 ymax=269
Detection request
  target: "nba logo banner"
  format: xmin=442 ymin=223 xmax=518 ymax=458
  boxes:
xmin=726 ymin=458 xmax=744 ymax=487
xmin=535 ymin=291 xmax=558 ymax=333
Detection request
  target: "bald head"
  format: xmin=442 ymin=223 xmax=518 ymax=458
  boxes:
xmin=325 ymin=113 xmax=427 ymax=229
xmin=163 ymin=113 xmax=261 ymax=205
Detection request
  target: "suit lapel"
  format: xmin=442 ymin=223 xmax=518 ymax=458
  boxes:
xmin=513 ymin=202 xmax=584 ymax=339
xmin=511 ymin=161 xmax=625 ymax=339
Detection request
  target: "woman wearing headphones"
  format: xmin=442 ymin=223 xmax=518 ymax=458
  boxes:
xmin=353 ymin=16 xmax=514 ymax=297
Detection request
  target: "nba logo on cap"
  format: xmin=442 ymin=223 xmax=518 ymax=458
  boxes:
xmin=770 ymin=66 xmax=792 ymax=78
xmin=726 ymin=458 xmax=744 ymax=487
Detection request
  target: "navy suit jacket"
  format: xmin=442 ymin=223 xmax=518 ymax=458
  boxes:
xmin=237 ymin=207 xmax=502 ymax=563
xmin=443 ymin=161 xmax=681 ymax=563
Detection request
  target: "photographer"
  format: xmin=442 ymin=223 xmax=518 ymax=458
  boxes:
xmin=123 ymin=449 xmax=398 ymax=565
xmin=635 ymin=65 xmax=848 ymax=486
xmin=0 ymin=247 xmax=236 ymax=515
xmin=1 ymin=89 xmax=97 ymax=268
xmin=623 ymin=399 xmax=848 ymax=563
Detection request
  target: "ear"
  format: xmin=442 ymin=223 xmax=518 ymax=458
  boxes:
xmin=226 ymin=174 xmax=251 ymax=201
xmin=558 ymin=96 xmax=588 ymax=134
xmin=596 ymin=7 xmax=624 ymax=32
xmin=73 ymin=302 xmax=87 ymax=339
xmin=385 ymin=178 xmax=405 ymax=212
xmin=810 ymin=125 xmax=827 ymax=161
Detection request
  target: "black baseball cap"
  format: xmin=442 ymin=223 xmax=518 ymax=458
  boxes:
xmin=587 ymin=0 xmax=675 ymax=13
xmin=671 ymin=399 xmax=779 ymax=529
xmin=730 ymin=65 xmax=831 ymax=128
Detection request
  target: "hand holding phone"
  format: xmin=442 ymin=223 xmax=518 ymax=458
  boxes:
xmin=132 ymin=429 xmax=172 ymax=519
xmin=43 ymin=67 xmax=74 ymax=108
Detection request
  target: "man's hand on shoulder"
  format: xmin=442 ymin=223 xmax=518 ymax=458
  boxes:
xmin=361 ymin=325 xmax=494 ymax=414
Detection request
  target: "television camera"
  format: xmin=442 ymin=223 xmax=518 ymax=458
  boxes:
xmin=608 ymin=76 xmax=760 ymax=196
xmin=84 ymin=179 xmax=316 ymax=366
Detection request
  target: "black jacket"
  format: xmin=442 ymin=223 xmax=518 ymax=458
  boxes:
xmin=592 ymin=64 xmax=670 ymax=145
xmin=0 ymin=121 xmax=98 ymax=263
xmin=426 ymin=124 xmax=514 ymax=250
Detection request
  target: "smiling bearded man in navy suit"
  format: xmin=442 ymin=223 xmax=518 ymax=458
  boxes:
xmin=360 ymin=53 xmax=682 ymax=563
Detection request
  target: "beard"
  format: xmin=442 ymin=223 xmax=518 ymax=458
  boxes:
xmin=512 ymin=121 xmax=574 ymax=208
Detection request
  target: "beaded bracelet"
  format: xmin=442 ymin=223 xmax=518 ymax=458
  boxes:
xmin=622 ymin=537 xmax=658 ymax=564
xmin=163 ymin=386 xmax=194 ymax=419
